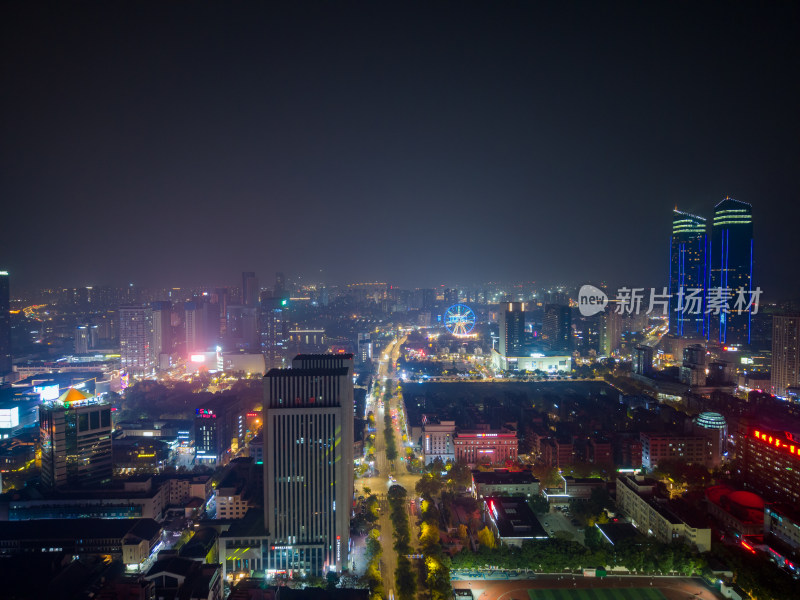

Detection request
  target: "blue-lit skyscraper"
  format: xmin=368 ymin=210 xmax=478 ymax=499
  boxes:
xmin=668 ymin=210 xmax=708 ymax=337
xmin=709 ymin=197 xmax=754 ymax=345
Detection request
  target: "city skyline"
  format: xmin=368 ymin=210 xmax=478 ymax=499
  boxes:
xmin=2 ymin=4 xmax=799 ymax=296
xmin=2 ymin=4 xmax=800 ymax=596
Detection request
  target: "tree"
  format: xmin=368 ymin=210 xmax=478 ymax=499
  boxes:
xmin=528 ymin=495 xmax=550 ymax=514
xmin=583 ymin=523 xmax=602 ymax=550
xmin=395 ymin=556 xmax=417 ymax=600
xmin=447 ymin=460 xmax=473 ymax=489
xmin=477 ymin=526 xmax=496 ymax=549
xmin=388 ymin=484 xmax=407 ymax=501
xmin=416 ymin=473 xmax=444 ymax=498
xmin=420 ymin=522 xmax=440 ymax=552
xmin=458 ymin=523 xmax=469 ymax=546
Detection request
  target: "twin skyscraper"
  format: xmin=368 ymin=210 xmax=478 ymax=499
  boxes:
xmin=669 ymin=197 xmax=754 ymax=345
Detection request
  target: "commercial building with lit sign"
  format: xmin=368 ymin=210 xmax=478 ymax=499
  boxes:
xmin=422 ymin=419 xmax=456 ymax=464
xmin=263 ymin=354 xmax=354 ymax=576
xmin=454 ymin=429 xmax=518 ymax=465
xmin=491 ymin=348 xmax=572 ymax=373
xmin=740 ymin=428 xmax=800 ymax=505
xmin=194 ymin=395 xmax=249 ymax=464
xmin=39 ymin=388 xmax=112 ymax=490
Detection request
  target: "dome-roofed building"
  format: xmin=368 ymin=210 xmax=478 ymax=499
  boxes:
xmin=706 ymin=484 xmax=764 ymax=537
xmin=693 ymin=411 xmax=727 ymax=467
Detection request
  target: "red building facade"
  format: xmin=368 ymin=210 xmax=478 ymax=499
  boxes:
xmin=454 ymin=430 xmax=518 ymax=465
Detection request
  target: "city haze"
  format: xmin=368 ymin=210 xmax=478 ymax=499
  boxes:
xmin=1 ymin=3 xmax=799 ymax=296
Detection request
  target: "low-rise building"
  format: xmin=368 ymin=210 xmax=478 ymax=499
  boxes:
xmin=541 ymin=438 xmax=573 ymax=468
xmin=471 ymin=469 xmax=539 ymax=499
xmin=616 ymin=475 xmax=711 ymax=552
xmin=640 ymin=432 xmax=711 ymax=469
xmin=215 ymin=470 xmax=255 ymax=520
xmin=483 ymin=496 xmax=548 ymax=547
xmin=454 ymin=429 xmax=517 ymax=465
xmin=705 ymin=485 xmax=765 ymax=538
xmin=218 ymin=510 xmax=268 ymax=583
xmin=422 ymin=420 xmax=456 ymax=464
xmin=541 ymin=475 xmax=605 ymax=506
xmin=765 ymin=504 xmax=800 ymax=552
xmin=0 ymin=518 xmax=161 ymax=561
xmin=145 ymin=556 xmax=222 ymax=600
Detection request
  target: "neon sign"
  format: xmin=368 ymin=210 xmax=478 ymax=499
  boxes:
xmin=752 ymin=430 xmax=799 ymax=456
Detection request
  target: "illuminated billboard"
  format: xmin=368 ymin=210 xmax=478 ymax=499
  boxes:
xmin=0 ymin=407 xmax=20 ymax=429
xmin=33 ymin=384 xmax=60 ymax=401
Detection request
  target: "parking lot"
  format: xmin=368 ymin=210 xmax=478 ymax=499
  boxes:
xmin=538 ymin=506 xmax=585 ymax=545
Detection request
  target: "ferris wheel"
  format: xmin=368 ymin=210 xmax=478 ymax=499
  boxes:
xmin=444 ymin=304 xmax=476 ymax=336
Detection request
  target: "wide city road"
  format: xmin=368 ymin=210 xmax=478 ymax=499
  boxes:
xmin=356 ymin=335 xmax=423 ymax=600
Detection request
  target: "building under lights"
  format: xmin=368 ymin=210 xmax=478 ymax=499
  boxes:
xmin=454 ymin=429 xmax=518 ymax=466
xmin=740 ymin=427 xmax=800 ymax=505
xmin=709 ymin=197 xmax=754 ymax=346
xmin=771 ymin=314 xmax=800 ymax=397
xmin=491 ymin=350 xmax=572 ymax=373
xmin=119 ymin=305 xmax=154 ymax=376
xmin=669 ymin=209 xmax=708 ymax=338
xmin=262 ymin=354 xmax=354 ymax=576
xmin=39 ymin=388 xmax=113 ymax=490
xmin=498 ymin=302 xmax=525 ymax=357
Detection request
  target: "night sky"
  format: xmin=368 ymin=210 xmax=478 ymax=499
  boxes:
xmin=2 ymin=3 xmax=798 ymax=296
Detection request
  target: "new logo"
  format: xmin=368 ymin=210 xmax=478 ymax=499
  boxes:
xmin=578 ymin=284 xmax=608 ymax=316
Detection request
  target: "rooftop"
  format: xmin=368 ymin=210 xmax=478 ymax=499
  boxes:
xmin=0 ymin=518 xmax=159 ymax=541
xmin=596 ymin=522 xmax=642 ymax=546
xmin=472 ymin=469 xmax=538 ymax=486
xmin=485 ymin=496 xmax=547 ymax=540
xmin=293 ymin=353 xmax=354 ymax=361
xmin=265 ymin=367 xmax=351 ymax=377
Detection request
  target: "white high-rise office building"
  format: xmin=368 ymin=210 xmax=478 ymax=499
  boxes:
xmin=263 ymin=354 xmax=354 ymax=576
xmin=772 ymin=314 xmax=800 ymax=398
xmin=119 ymin=305 xmax=154 ymax=376
xmin=151 ymin=301 xmax=172 ymax=370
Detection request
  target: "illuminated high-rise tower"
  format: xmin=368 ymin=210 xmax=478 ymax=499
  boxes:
xmin=119 ymin=305 xmax=154 ymax=376
xmin=709 ymin=198 xmax=754 ymax=345
xmin=498 ymin=302 xmax=525 ymax=357
xmin=668 ymin=209 xmax=708 ymax=337
xmin=262 ymin=354 xmax=354 ymax=576
xmin=260 ymin=292 xmax=288 ymax=369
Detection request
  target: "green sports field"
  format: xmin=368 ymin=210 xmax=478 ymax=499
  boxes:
xmin=527 ymin=588 xmax=667 ymax=600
